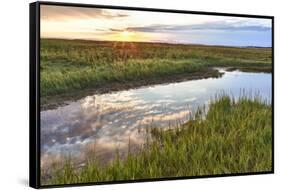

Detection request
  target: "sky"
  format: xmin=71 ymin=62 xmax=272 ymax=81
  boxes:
xmin=40 ymin=5 xmax=272 ymax=47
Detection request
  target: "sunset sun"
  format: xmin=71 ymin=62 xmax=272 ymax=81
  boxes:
xmin=120 ymin=30 xmax=134 ymax=41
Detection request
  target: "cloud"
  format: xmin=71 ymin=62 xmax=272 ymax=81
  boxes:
xmin=109 ymin=28 xmax=123 ymax=32
xmin=124 ymin=20 xmax=271 ymax=33
xmin=41 ymin=5 xmax=128 ymax=21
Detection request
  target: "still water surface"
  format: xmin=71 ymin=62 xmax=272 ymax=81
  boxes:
xmin=41 ymin=69 xmax=272 ymax=166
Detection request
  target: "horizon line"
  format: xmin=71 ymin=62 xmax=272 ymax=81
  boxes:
xmin=41 ymin=37 xmax=272 ymax=48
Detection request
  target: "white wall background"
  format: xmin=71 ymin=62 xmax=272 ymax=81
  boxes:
xmin=0 ymin=0 xmax=279 ymax=189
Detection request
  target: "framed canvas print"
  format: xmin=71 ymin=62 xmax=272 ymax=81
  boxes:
xmin=29 ymin=1 xmax=274 ymax=188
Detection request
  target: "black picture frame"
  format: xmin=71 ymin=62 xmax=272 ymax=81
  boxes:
xmin=30 ymin=1 xmax=274 ymax=188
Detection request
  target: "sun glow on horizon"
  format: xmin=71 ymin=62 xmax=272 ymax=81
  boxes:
xmin=106 ymin=30 xmax=153 ymax=43
xmin=119 ymin=30 xmax=134 ymax=41
xmin=40 ymin=5 xmax=272 ymax=47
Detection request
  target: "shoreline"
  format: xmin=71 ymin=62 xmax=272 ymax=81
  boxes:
xmin=41 ymin=67 xmax=222 ymax=110
xmin=41 ymin=95 xmax=272 ymax=185
xmin=41 ymin=66 xmax=271 ymax=111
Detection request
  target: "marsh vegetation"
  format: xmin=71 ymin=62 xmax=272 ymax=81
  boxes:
xmin=40 ymin=39 xmax=272 ymax=109
xmin=40 ymin=39 xmax=272 ymax=186
xmin=42 ymin=95 xmax=272 ymax=185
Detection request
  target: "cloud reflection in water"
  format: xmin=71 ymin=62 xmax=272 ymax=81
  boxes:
xmin=41 ymin=70 xmax=272 ymax=168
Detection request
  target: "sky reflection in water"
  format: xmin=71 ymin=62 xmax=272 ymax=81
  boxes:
xmin=40 ymin=69 xmax=272 ymax=167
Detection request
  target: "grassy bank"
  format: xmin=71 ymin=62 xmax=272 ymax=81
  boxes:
xmin=42 ymin=95 xmax=272 ymax=185
xmin=40 ymin=39 xmax=272 ymax=107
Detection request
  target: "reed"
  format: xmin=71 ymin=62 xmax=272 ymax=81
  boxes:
xmin=40 ymin=39 xmax=272 ymax=99
xmin=42 ymin=94 xmax=272 ymax=185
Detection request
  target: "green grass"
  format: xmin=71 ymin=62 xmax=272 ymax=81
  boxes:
xmin=42 ymin=94 xmax=272 ymax=185
xmin=40 ymin=39 xmax=272 ymax=105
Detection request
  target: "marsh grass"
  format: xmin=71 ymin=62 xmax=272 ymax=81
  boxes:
xmin=40 ymin=39 xmax=272 ymax=99
xmin=42 ymin=94 xmax=272 ymax=185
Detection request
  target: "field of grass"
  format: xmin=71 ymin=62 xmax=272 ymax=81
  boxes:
xmin=41 ymin=94 xmax=272 ymax=185
xmin=40 ymin=39 xmax=272 ymax=108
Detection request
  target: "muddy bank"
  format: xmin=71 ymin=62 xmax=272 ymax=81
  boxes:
xmin=225 ymin=66 xmax=272 ymax=73
xmin=41 ymin=66 xmax=272 ymax=111
xmin=41 ymin=67 xmax=224 ymax=110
